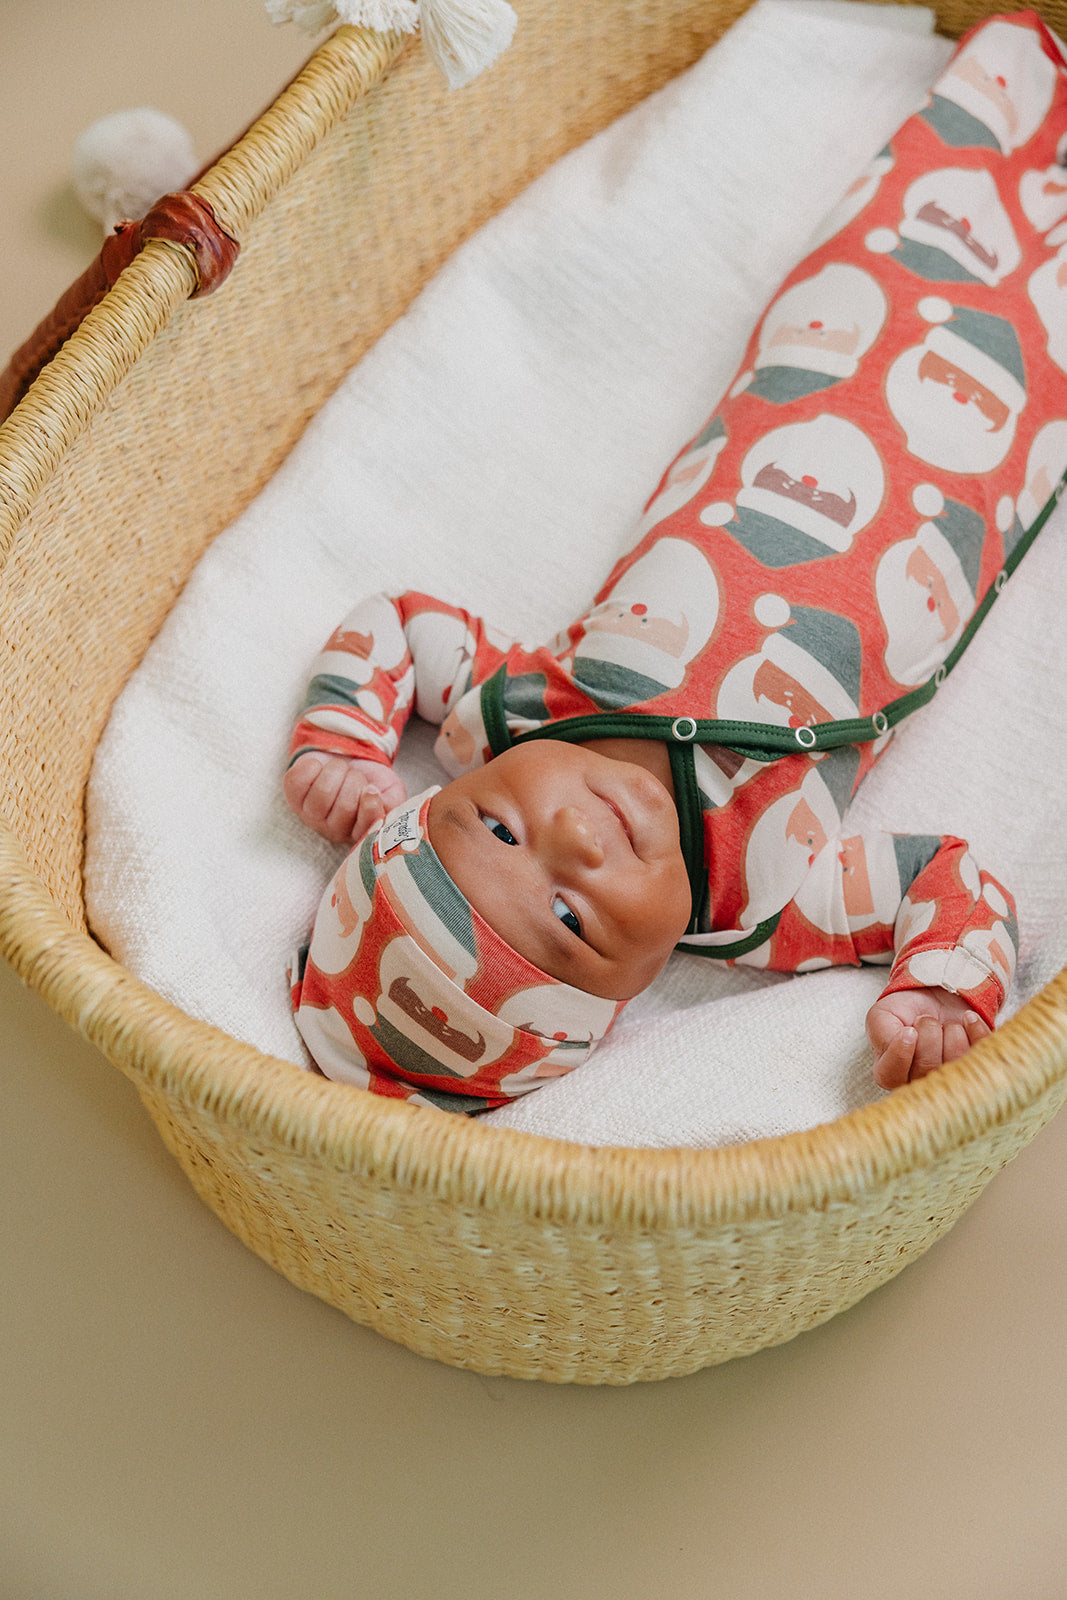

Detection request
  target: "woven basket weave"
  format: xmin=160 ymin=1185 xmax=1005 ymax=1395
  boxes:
xmin=2 ymin=0 xmax=1066 ymax=1384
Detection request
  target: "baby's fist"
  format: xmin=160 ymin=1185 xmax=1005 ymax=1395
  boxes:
xmin=284 ymin=752 xmax=406 ymax=844
xmin=866 ymin=986 xmax=990 ymax=1091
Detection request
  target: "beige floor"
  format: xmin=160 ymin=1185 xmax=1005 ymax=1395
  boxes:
xmin=3 ymin=4 xmax=1067 ymax=1597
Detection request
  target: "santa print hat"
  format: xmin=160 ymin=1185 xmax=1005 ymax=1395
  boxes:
xmin=291 ymin=789 xmax=623 ymax=1111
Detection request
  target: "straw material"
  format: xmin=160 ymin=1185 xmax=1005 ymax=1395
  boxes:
xmin=1 ymin=0 xmax=1066 ymax=1382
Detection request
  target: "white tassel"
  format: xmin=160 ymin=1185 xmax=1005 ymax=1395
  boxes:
xmin=418 ymin=0 xmax=517 ymax=89
xmin=262 ymin=0 xmax=339 ymax=33
xmin=335 ymin=0 xmax=420 ymax=29
xmin=72 ymin=109 xmax=197 ymax=232
xmin=263 ymin=0 xmax=419 ymax=34
xmin=262 ymin=0 xmax=516 ymax=83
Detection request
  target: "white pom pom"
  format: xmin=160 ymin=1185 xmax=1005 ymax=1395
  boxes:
xmin=753 ymin=593 xmax=791 ymax=629
xmin=418 ymin=0 xmax=517 ymax=89
xmin=73 ymin=109 xmax=197 ymax=233
xmin=912 ymin=482 xmax=945 ymax=518
xmin=917 ymin=296 xmax=954 ymax=325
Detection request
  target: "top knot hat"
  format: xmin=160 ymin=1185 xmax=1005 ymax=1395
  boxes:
xmin=291 ymin=789 xmax=625 ymax=1112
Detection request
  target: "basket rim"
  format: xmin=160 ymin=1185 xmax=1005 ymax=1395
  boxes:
xmin=3 ymin=1 xmax=1066 ymax=1237
xmin=3 ymin=815 xmax=1064 ymax=1230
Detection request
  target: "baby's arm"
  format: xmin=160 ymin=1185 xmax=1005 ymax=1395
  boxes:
xmin=866 ymin=834 xmax=1016 ymax=1088
xmin=286 ymin=590 xmax=509 ymax=842
xmin=751 ymin=829 xmax=1017 ymax=1089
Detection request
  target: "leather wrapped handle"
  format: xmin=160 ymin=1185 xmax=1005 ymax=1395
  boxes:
xmin=0 ymin=191 xmax=239 ymax=422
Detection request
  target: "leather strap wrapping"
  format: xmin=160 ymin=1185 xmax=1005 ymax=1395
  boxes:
xmin=0 ymin=192 xmax=239 ymax=422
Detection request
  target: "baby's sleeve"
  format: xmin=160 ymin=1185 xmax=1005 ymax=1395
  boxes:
xmin=287 ymin=591 xmax=510 ymax=769
xmin=754 ymin=830 xmax=1017 ymax=1028
xmin=875 ymin=835 xmax=1018 ymax=1030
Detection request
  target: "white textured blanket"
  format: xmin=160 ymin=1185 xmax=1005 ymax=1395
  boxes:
xmin=86 ymin=1 xmax=1067 ymax=1148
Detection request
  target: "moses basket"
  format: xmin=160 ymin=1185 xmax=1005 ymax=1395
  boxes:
xmin=2 ymin=0 xmax=1067 ymax=1385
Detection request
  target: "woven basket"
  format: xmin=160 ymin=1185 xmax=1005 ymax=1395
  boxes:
xmin=2 ymin=0 xmax=1066 ymax=1385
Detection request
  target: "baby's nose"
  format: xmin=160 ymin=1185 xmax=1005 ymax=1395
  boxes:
xmin=553 ymin=805 xmax=605 ymax=869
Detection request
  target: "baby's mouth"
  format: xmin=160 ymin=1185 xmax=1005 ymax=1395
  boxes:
xmin=606 ymin=798 xmax=632 ymax=845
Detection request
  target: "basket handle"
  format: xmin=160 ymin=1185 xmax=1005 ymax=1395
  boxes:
xmin=0 ymin=191 xmax=239 ymax=422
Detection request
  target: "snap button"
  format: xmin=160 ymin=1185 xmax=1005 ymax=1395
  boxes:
xmin=794 ymin=725 xmax=817 ymax=748
xmin=671 ymin=716 xmax=697 ymax=742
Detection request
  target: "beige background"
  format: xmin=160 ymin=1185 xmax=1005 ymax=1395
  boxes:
xmin=2 ymin=4 xmax=1067 ymax=1597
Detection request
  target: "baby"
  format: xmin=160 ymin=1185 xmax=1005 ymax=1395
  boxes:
xmin=284 ymin=11 xmax=1067 ymax=1114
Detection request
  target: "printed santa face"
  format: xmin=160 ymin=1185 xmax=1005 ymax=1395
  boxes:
xmin=635 ymin=415 xmax=728 ymax=538
xmin=436 ymin=683 xmax=491 ymax=774
xmin=312 ymin=841 xmax=377 ymax=975
xmin=1020 ymin=131 xmax=1067 ymax=235
xmin=294 ymin=1001 xmax=373 ymax=1087
xmin=495 ymin=983 xmax=618 ymax=1093
xmin=373 ymin=936 xmax=508 ymax=1080
xmin=571 ymin=536 xmax=720 ymax=705
xmin=716 ymin=596 xmax=862 ymax=729
xmin=306 ymin=595 xmax=414 ymax=750
xmin=700 ymin=414 xmax=885 ymax=566
xmin=807 ymin=147 xmax=894 ymax=252
xmin=1028 ymin=248 xmax=1067 ymax=375
xmin=739 ymin=764 xmax=847 ymax=928
xmin=885 ymin=298 xmax=1026 ymax=474
xmin=866 ymin=168 xmax=1021 ymax=287
xmin=921 ymin=18 xmax=1059 ymax=154
xmin=736 ymin=263 xmax=888 ymax=403
xmin=404 ymin=607 xmax=476 ymax=723
xmin=792 ymin=829 xmax=906 ymax=938
xmin=875 ymin=485 xmax=983 ymax=686
xmin=691 ymin=743 xmax=759 ymax=810
xmin=999 ymin=418 xmax=1067 ymax=558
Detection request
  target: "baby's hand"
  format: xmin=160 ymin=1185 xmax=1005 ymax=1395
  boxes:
xmin=866 ymin=986 xmax=990 ymax=1090
xmin=284 ymin=752 xmax=407 ymax=845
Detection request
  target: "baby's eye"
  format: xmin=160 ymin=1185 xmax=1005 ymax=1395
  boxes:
xmin=481 ymin=813 xmax=517 ymax=846
xmin=552 ymin=895 xmax=582 ymax=938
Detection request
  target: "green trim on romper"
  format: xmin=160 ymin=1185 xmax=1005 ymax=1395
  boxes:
xmin=476 ymin=472 xmax=1065 ymax=958
xmin=667 ymin=736 xmax=710 ymax=929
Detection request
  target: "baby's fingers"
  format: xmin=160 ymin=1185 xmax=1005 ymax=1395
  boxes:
xmin=350 ymin=781 xmax=387 ymax=844
xmin=286 ymin=755 xmax=366 ymax=842
xmin=909 ymin=1015 xmax=949 ymax=1080
xmin=963 ymin=1009 xmax=991 ymax=1049
xmin=941 ymin=1020 xmax=971 ymax=1065
xmin=868 ymin=1009 xmax=917 ymax=1090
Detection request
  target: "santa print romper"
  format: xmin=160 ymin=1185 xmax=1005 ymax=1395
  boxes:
xmin=290 ymin=13 xmax=1067 ymax=1066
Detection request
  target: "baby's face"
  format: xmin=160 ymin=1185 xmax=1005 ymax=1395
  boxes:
xmin=428 ymin=741 xmax=692 ymax=1000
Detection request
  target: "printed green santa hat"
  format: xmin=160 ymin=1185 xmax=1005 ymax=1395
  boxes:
xmin=919 ymin=91 xmax=1002 ymax=151
xmin=753 ymin=595 xmax=863 ymax=722
xmin=813 ymin=743 xmax=862 ymax=816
